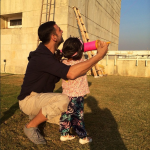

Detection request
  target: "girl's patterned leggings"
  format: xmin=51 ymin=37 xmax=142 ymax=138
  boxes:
xmin=59 ymin=96 xmax=87 ymax=139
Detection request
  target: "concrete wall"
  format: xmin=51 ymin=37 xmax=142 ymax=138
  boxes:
xmin=1 ymin=0 xmax=42 ymax=74
xmin=1 ymin=0 xmax=121 ymax=74
xmin=67 ymin=0 xmax=121 ymax=50
xmin=98 ymin=57 xmax=150 ymax=77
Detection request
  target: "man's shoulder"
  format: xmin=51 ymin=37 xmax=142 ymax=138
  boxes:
xmin=36 ymin=43 xmax=53 ymax=56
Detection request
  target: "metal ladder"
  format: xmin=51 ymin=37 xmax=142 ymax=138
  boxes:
xmin=37 ymin=0 xmax=55 ymax=46
xmin=73 ymin=6 xmax=102 ymax=77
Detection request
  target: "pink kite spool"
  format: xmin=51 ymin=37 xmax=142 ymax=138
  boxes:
xmin=59 ymin=40 xmax=97 ymax=53
xmin=60 ymin=40 xmax=110 ymax=53
xmin=83 ymin=40 xmax=97 ymax=52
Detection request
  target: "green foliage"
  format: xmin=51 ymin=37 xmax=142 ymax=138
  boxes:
xmin=0 ymin=74 xmax=150 ymax=150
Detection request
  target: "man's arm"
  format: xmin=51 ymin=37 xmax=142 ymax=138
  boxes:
xmin=67 ymin=41 xmax=108 ymax=80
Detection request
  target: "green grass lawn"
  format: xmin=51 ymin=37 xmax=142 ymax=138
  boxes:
xmin=0 ymin=74 xmax=150 ymax=150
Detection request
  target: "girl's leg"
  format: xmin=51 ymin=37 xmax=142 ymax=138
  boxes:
xmin=71 ymin=97 xmax=87 ymax=139
xmin=59 ymin=112 xmax=71 ymax=136
xmin=59 ymin=97 xmax=74 ymax=136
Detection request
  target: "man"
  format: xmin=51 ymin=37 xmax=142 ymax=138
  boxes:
xmin=18 ymin=21 xmax=108 ymax=144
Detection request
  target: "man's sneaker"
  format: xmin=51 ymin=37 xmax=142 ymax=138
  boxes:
xmin=79 ymin=137 xmax=92 ymax=144
xmin=24 ymin=125 xmax=46 ymax=144
xmin=60 ymin=134 xmax=75 ymax=141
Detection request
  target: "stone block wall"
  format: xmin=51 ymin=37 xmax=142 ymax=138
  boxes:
xmin=67 ymin=0 xmax=121 ymax=50
xmin=1 ymin=0 xmax=121 ymax=74
xmin=1 ymin=0 xmax=42 ymax=74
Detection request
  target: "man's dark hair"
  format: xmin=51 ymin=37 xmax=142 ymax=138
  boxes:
xmin=62 ymin=37 xmax=83 ymax=60
xmin=38 ymin=21 xmax=56 ymax=44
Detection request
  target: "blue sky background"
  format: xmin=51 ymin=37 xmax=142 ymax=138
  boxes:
xmin=118 ymin=0 xmax=150 ymax=50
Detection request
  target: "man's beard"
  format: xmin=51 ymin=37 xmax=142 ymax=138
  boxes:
xmin=58 ymin=36 xmax=64 ymax=46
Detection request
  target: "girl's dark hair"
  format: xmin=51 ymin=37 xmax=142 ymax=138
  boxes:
xmin=62 ymin=37 xmax=83 ymax=60
xmin=38 ymin=21 xmax=56 ymax=44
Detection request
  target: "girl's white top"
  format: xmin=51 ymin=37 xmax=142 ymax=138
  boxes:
xmin=62 ymin=58 xmax=90 ymax=97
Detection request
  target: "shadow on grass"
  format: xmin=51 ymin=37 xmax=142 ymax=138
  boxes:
xmin=85 ymin=96 xmax=127 ymax=150
xmin=0 ymin=102 xmax=19 ymax=125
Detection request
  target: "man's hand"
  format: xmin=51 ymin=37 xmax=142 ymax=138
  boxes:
xmin=97 ymin=41 xmax=109 ymax=58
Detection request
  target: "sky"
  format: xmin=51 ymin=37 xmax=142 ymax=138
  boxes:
xmin=118 ymin=0 xmax=150 ymax=50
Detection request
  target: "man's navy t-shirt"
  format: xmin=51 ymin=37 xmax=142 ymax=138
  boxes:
xmin=18 ymin=43 xmax=70 ymax=100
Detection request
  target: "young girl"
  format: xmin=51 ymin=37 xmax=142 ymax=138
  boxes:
xmin=59 ymin=37 xmax=92 ymax=144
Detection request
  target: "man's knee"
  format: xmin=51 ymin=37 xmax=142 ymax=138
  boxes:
xmin=42 ymin=94 xmax=69 ymax=123
xmin=59 ymin=94 xmax=69 ymax=111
